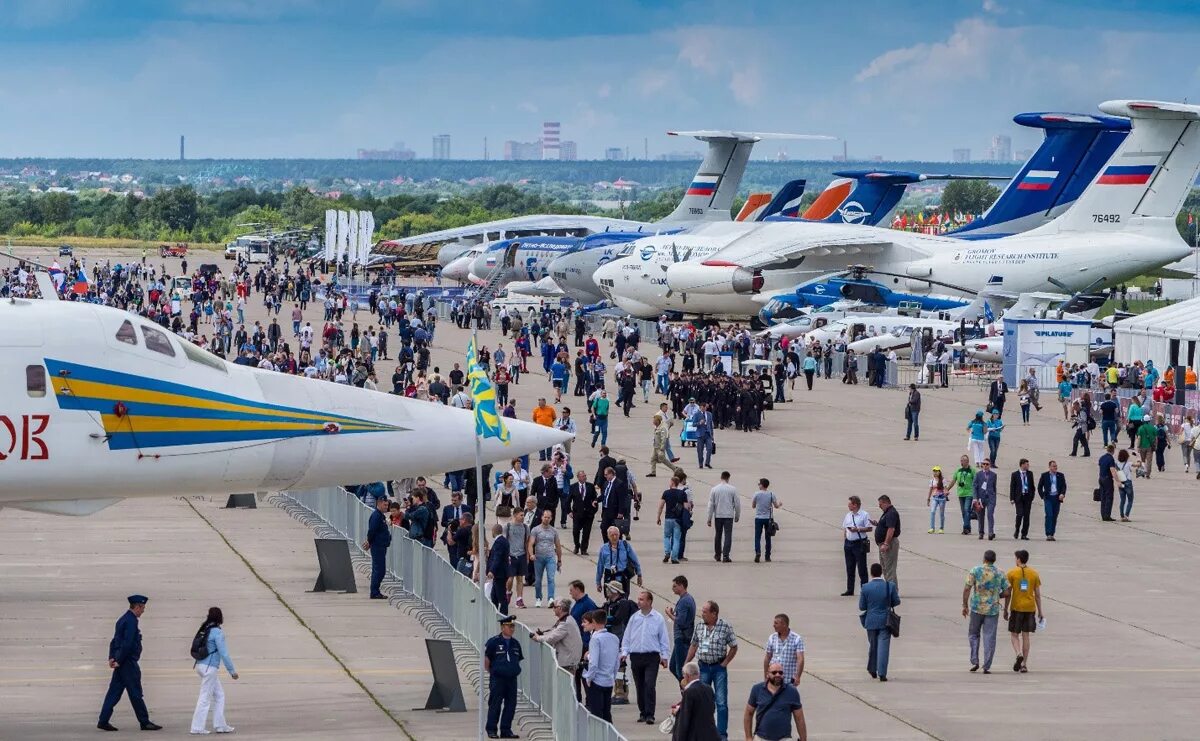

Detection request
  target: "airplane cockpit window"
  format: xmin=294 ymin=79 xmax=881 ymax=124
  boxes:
xmin=115 ymin=320 xmax=138 ymax=346
xmin=141 ymin=325 xmax=176 ymax=357
xmin=180 ymin=339 xmax=228 ymax=373
xmin=26 ymin=365 xmax=46 ymax=397
xmin=618 ymin=245 xmax=634 ymax=257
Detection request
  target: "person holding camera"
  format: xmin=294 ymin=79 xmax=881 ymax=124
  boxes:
xmin=531 ymin=598 xmax=582 ymax=671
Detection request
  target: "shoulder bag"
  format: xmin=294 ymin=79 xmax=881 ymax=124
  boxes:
xmin=885 ymin=582 xmax=902 ymax=638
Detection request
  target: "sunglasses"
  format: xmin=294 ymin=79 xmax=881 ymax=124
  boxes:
xmin=768 ymin=671 xmax=784 ymax=675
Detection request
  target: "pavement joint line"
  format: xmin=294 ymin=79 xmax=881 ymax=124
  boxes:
xmin=184 ymin=498 xmax=415 ymax=740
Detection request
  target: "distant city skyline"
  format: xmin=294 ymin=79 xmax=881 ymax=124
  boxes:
xmin=0 ymin=1 xmax=1196 ymax=159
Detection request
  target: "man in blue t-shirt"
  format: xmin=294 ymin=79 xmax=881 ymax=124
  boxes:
xmin=743 ymin=662 xmax=806 ymax=741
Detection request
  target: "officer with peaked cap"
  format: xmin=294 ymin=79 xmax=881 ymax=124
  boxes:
xmin=98 ymin=595 xmax=162 ymax=732
xmin=484 ymin=615 xmax=524 ymax=739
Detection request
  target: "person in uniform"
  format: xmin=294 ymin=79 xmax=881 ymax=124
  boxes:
xmin=484 ymin=615 xmax=525 ymax=739
xmin=98 ymin=595 xmax=162 ymax=732
xmin=363 ymin=495 xmax=392 ymax=599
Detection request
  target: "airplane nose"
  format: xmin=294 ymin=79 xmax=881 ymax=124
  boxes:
xmin=481 ymin=417 xmax=573 ymax=460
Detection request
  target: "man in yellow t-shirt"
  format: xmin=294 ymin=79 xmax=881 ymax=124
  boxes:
xmin=1002 ymin=549 xmax=1043 ymax=674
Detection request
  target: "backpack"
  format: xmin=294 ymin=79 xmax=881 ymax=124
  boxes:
xmin=190 ymin=622 xmax=214 ymax=661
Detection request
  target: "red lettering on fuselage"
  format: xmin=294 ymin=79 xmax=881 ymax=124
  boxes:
xmin=0 ymin=414 xmax=49 ymax=461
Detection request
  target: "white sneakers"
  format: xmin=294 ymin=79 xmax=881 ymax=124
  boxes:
xmin=193 ymin=728 xmax=234 ymax=736
xmin=534 ymin=600 xmax=542 ymax=608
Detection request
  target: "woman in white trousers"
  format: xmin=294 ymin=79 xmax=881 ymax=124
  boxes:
xmin=191 ymin=606 xmax=238 ymax=735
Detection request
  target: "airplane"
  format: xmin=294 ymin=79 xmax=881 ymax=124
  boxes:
xmin=426 ymin=130 xmax=833 ymax=282
xmin=545 ymin=179 xmax=811 ymax=305
xmin=651 ymin=101 xmax=1195 ymax=323
xmin=0 ymin=297 xmax=570 ymax=516
xmin=594 ymin=109 xmax=1135 ymax=320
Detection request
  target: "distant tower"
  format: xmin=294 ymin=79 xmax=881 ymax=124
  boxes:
xmin=542 ymin=121 xmax=561 ymax=160
xmin=843 ymin=140 xmax=848 ymax=161
xmin=180 ymin=135 xmax=185 ymax=161
xmin=484 ymin=136 xmax=488 ymax=161
xmin=643 ymin=137 xmax=648 ymax=160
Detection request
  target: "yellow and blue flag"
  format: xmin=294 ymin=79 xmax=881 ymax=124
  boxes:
xmin=467 ymin=337 xmax=510 ymax=444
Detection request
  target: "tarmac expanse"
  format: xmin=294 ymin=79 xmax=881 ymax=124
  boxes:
xmin=3 ymin=246 xmax=1200 ymax=740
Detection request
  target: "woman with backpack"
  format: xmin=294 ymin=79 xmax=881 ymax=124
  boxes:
xmin=190 ymin=606 xmax=238 ymax=735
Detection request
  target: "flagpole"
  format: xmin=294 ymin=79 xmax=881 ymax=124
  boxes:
xmin=471 ymin=322 xmax=488 ymax=741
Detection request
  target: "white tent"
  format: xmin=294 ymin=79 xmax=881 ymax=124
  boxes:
xmin=1114 ymin=296 xmax=1200 ymax=372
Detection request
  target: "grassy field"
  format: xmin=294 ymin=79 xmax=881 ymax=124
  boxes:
xmin=1 ymin=235 xmax=223 ymax=252
xmin=1097 ymin=297 xmax=1176 ymax=316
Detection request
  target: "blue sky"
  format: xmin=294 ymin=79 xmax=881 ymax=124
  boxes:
xmin=0 ymin=0 xmax=1197 ymax=159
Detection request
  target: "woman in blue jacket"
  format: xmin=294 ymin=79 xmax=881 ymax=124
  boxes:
xmin=191 ymin=607 xmax=239 ymax=735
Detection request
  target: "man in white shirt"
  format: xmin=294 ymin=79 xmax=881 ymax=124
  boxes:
xmin=841 ymin=495 xmax=872 ymax=596
xmin=620 ymin=591 xmax=671 ymax=725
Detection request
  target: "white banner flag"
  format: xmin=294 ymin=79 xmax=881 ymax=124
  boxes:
xmin=347 ymin=210 xmax=360 ymax=265
xmin=324 ymin=209 xmax=336 ymax=261
xmin=357 ymin=210 xmax=374 ymax=266
xmin=336 ymin=211 xmax=350 ymax=261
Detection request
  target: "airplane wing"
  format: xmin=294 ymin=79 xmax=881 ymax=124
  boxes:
xmin=747 ymin=237 xmax=894 ymax=270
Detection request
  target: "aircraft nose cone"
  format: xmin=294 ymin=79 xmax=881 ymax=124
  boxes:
xmin=480 ymin=417 xmax=574 ymax=459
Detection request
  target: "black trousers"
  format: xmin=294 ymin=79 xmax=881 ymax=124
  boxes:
xmin=844 ymin=539 xmax=868 ymax=593
xmin=573 ymin=513 xmax=595 ymax=553
xmin=585 ymin=681 xmax=613 ymax=722
xmin=629 ymin=652 xmax=660 ymax=719
xmin=1014 ymin=498 xmax=1033 ymax=537
xmin=713 ymin=517 xmax=733 ymax=559
xmin=1099 ymin=478 xmax=1115 ymax=520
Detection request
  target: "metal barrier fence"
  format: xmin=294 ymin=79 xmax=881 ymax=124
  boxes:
xmin=276 ymin=487 xmax=627 ymax=741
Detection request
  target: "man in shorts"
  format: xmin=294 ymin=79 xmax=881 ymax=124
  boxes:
xmin=1002 ymin=549 xmax=1043 ymax=673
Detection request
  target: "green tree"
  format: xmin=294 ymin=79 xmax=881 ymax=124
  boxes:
xmin=148 ymin=185 xmax=201 ymax=231
xmin=938 ymin=180 xmax=1000 ymax=216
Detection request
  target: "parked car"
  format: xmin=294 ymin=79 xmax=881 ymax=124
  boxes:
xmin=58 ymin=244 xmax=73 ymax=256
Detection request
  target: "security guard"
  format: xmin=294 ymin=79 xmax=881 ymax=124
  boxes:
xmin=98 ymin=595 xmax=162 ymax=732
xmin=484 ymin=615 xmax=524 ymax=739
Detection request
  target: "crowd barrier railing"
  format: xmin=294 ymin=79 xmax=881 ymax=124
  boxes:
xmin=276 ymin=487 xmax=628 ymax=741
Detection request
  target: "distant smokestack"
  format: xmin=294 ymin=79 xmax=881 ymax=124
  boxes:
xmin=843 ymin=140 xmax=847 ymax=161
xmin=484 ymin=136 xmax=488 ymax=161
xmin=180 ymin=135 xmax=185 ymax=161
xmin=644 ymin=137 xmax=648 ymax=160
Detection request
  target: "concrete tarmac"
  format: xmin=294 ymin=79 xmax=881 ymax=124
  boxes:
xmin=4 ymin=247 xmax=1199 ymax=739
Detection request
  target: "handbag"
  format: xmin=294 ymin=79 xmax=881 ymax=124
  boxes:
xmin=886 ymin=582 xmax=902 ymax=638
xmin=1093 ymin=488 xmax=1102 ymax=502
xmin=766 ymin=517 xmax=779 ymax=537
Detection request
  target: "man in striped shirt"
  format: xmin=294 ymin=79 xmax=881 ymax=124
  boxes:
xmin=763 ymin=614 xmax=805 ymax=685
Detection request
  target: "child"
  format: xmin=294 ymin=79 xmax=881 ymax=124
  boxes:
xmin=927 ymin=466 xmax=948 ymax=534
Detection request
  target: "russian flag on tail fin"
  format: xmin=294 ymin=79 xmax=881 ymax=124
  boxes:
xmin=1097 ymin=164 xmax=1156 ymax=185
xmin=1016 ymin=170 xmax=1058 ymax=191
xmin=686 ymin=173 xmax=720 ymax=197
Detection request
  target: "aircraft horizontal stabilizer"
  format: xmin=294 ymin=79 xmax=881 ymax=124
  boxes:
xmin=667 ymin=130 xmax=836 ymax=142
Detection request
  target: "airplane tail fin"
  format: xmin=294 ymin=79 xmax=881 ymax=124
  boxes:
xmin=800 ymin=171 xmax=1000 ymax=226
xmin=757 ymin=179 xmax=807 ymax=220
xmin=662 ymin=131 xmax=833 ymax=223
xmin=735 ymin=193 xmax=773 ymax=221
xmin=949 ymin=112 xmax=1130 ymax=238
xmin=1035 ymin=100 xmax=1200 ymax=235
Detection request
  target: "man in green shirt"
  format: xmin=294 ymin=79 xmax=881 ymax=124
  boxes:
xmin=952 ymin=455 xmax=976 ymax=535
xmin=1137 ymin=419 xmax=1157 ymax=477
xmin=962 ymin=549 xmax=1010 ymax=673
xmin=590 ymin=391 xmax=611 ymax=448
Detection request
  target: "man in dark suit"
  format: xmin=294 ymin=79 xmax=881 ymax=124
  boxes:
xmin=531 ymin=463 xmax=560 ymax=523
xmin=594 ymin=446 xmax=617 ymax=489
xmin=598 ymin=466 xmax=629 ymax=540
xmin=1037 ymin=460 xmax=1067 ymax=541
xmin=363 ymin=496 xmax=392 ymax=599
xmin=1009 ymin=458 xmax=1036 ymax=540
xmin=859 ymin=563 xmax=900 ymax=681
xmin=440 ymin=491 xmax=472 ymax=552
xmin=673 ymin=661 xmax=720 ymax=741
xmin=486 ymin=524 xmax=511 ymax=613
xmin=569 ymin=470 xmax=599 ymax=555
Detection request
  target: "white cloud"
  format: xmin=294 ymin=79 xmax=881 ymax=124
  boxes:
xmin=855 ymin=18 xmax=1012 ymax=84
xmin=596 ymin=82 xmax=612 ymax=99
xmin=982 ymin=0 xmax=1004 ymax=14
xmin=674 ymin=27 xmax=721 ymax=73
xmin=729 ymin=64 xmax=763 ymax=106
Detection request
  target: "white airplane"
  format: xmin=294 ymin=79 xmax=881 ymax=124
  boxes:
xmin=0 ymin=297 xmax=569 ymax=516
xmin=600 ymin=103 xmax=1191 ymax=320
xmin=464 ymin=133 xmax=832 ymax=290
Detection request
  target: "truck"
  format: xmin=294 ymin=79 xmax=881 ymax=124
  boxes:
xmin=159 ymin=243 xmax=189 ymax=258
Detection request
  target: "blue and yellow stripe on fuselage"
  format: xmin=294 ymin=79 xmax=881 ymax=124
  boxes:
xmin=45 ymin=358 xmax=403 ymax=451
